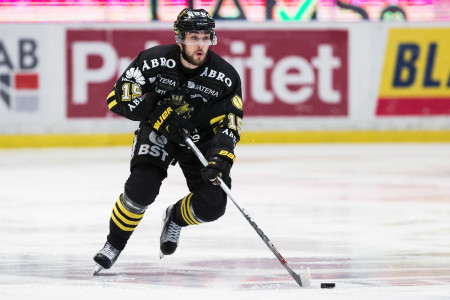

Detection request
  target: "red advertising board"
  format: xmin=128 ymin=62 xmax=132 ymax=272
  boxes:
xmin=66 ymin=29 xmax=348 ymax=118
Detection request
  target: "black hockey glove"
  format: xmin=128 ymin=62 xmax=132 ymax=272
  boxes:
xmin=162 ymin=112 xmax=195 ymax=145
xmin=201 ymin=156 xmax=232 ymax=187
xmin=148 ymin=100 xmax=194 ymax=145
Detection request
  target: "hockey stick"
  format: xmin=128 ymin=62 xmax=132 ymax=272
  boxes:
xmin=181 ymin=131 xmax=311 ymax=287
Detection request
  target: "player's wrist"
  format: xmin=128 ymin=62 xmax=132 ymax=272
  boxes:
xmin=208 ymin=148 xmax=236 ymax=166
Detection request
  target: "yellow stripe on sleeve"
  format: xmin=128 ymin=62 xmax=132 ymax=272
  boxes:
xmin=107 ymin=90 xmax=115 ymax=100
xmin=210 ymin=115 xmax=225 ymax=125
xmin=108 ymin=100 xmax=117 ymax=109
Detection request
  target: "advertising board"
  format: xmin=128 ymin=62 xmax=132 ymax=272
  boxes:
xmin=0 ymin=27 xmax=48 ymax=124
xmin=377 ymin=28 xmax=450 ymax=116
xmin=1 ymin=22 xmax=450 ymax=146
xmin=66 ymin=29 xmax=348 ymax=118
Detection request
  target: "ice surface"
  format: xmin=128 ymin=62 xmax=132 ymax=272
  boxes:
xmin=1 ymin=144 xmax=449 ymax=300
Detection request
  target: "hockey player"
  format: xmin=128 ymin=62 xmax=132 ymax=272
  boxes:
xmin=93 ymin=8 xmax=244 ymax=274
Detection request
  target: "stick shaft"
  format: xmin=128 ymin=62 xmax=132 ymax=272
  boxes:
xmin=182 ymin=133 xmax=310 ymax=287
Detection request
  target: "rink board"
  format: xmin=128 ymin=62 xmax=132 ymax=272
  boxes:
xmin=0 ymin=23 xmax=449 ymax=146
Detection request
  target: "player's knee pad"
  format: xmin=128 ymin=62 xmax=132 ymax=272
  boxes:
xmin=172 ymin=188 xmax=227 ymax=226
xmin=177 ymin=193 xmax=204 ymax=225
xmin=124 ymin=164 xmax=164 ymax=206
xmin=121 ymin=191 xmax=147 ymax=214
xmin=191 ymin=188 xmax=227 ymax=222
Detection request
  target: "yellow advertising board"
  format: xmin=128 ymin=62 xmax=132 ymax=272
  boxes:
xmin=377 ymin=28 xmax=450 ymax=115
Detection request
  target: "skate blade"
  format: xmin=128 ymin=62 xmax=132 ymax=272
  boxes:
xmin=159 ymin=207 xmax=169 ymax=260
xmin=93 ymin=264 xmax=104 ymax=276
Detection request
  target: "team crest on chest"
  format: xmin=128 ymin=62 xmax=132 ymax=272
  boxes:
xmin=168 ymin=95 xmax=194 ymax=119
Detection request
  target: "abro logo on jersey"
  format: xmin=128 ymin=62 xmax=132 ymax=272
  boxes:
xmin=142 ymin=57 xmax=176 ymax=71
xmin=199 ymin=67 xmax=233 ymax=87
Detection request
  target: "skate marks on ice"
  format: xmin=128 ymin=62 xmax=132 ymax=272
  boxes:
xmin=1 ymin=253 xmax=448 ymax=290
xmin=0 ymin=254 xmax=307 ymax=289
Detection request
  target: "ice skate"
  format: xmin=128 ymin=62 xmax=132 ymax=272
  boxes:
xmin=159 ymin=205 xmax=182 ymax=258
xmin=93 ymin=242 xmax=121 ymax=275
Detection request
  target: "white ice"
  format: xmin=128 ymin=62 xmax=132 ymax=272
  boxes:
xmin=1 ymin=144 xmax=449 ymax=300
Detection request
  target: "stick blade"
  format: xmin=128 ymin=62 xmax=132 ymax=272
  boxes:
xmin=299 ymin=267 xmax=312 ymax=287
xmin=292 ymin=267 xmax=311 ymax=287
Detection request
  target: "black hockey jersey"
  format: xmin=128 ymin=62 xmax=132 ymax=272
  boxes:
xmin=107 ymin=44 xmax=243 ymax=157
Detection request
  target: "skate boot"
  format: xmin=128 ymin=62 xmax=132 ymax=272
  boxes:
xmin=93 ymin=242 xmax=121 ymax=275
xmin=160 ymin=205 xmax=182 ymax=258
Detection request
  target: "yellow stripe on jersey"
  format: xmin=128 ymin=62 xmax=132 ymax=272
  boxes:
xmin=107 ymin=85 xmax=117 ymax=109
xmin=107 ymin=89 xmax=115 ymax=100
xmin=210 ymin=115 xmax=225 ymax=125
xmin=108 ymin=100 xmax=117 ymax=109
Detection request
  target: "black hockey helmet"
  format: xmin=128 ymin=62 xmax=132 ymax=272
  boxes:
xmin=174 ymin=8 xmax=217 ymax=45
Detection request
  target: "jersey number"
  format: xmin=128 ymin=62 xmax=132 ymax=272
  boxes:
xmin=122 ymin=83 xmax=142 ymax=101
xmin=228 ymin=113 xmax=243 ymax=135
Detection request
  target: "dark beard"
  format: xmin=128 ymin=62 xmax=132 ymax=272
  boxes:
xmin=181 ymin=44 xmax=206 ymax=66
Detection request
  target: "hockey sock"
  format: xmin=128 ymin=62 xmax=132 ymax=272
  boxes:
xmin=107 ymin=194 xmax=145 ymax=251
xmin=173 ymin=193 xmax=204 ymax=226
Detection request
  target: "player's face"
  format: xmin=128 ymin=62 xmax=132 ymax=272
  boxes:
xmin=180 ymin=32 xmax=211 ymax=66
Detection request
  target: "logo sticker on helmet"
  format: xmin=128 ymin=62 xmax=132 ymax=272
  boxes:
xmin=174 ymin=8 xmax=217 ymax=45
